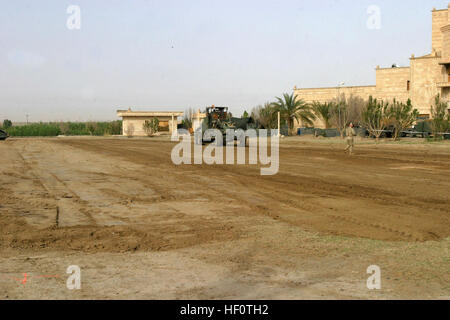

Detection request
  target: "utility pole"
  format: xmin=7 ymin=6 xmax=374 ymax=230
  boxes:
xmin=277 ymin=111 xmax=281 ymax=137
xmin=26 ymin=114 xmax=29 ymax=125
xmin=337 ymin=82 xmax=345 ymax=137
xmin=171 ymin=113 xmax=175 ymax=136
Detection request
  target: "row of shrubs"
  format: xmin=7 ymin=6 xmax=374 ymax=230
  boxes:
xmin=1 ymin=121 xmax=122 ymax=137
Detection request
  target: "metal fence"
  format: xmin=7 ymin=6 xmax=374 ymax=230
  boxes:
xmin=297 ymin=127 xmax=450 ymax=139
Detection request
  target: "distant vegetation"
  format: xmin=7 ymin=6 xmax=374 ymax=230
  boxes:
xmin=251 ymin=93 xmax=316 ymax=135
xmin=180 ymin=107 xmax=195 ymax=130
xmin=143 ymin=118 xmax=159 ymax=137
xmin=431 ymin=94 xmax=450 ymax=140
xmin=3 ymin=119 xmax=12 ymax=129
xmin=1 ymin=121 xmax=122 ymax=137
xmin=251 ymin=103 xmax=278 ymax=130
xmin=250 ymin=92 xmax=450 ymax=140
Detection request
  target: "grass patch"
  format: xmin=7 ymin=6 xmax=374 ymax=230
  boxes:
xmin=2 ymin=121 xmax=122 ymax=137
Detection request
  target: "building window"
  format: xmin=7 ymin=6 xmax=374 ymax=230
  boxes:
xmin=407 ymin=80 xmax=410 ymax=91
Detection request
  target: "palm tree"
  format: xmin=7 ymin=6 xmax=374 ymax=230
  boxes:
xmin=272 ymin=93 xmax=316 ymax=135
xmin=312 ymin=102 xmax=334 ymax=129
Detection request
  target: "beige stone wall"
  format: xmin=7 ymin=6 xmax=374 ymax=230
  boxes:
xmin=432 ymin=8 xmax=448 ymax=54
xmin=293 ymin=86 xmax=375 ymax=128
xmin=293 ymin=59 xmax=443 ymax=126
xmin=410 ymin=57 xmax=444 ymax=116
xmin=442 ymin=25 xmax=450 ymax=58
xmin=294 ymin=85 xmax=376 ymax=104
xmin=294 ymin=68 xmax=411 ymax=107
xmin=375 ymin=67 xmax=410 ymax=102
xmin=293 ymin=86 xmax=376 ymax=128
xmin=122 ymin=116 xmax=174 ymax=136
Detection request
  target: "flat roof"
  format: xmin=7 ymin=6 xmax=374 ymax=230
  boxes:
xmin=376 ymin=66 xmax=410 ymax=70
xmin=432 ymin=8 xmax=448 ymax=12
xmin=117 ymin=110 xmax=184 ymax=117
xmin=294 ymin=85 xmax=376 ymax=91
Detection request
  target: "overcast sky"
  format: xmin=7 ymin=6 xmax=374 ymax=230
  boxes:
xmin=1 ymin=0 xmax=449 ymax=122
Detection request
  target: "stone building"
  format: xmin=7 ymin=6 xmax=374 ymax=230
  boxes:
xmin=294 ymin=4 xmax=450 ymax=128
xmin=117 ymin=109 xmax=183 ymax=136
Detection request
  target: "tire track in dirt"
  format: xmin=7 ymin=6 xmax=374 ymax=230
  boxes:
xmin=223 ymin=166 xmax=449 ymax=241
xmin=53 ymin=138 xmax=450 ymax=241
xmin=11 ymin=143 xmax=96 ymax=227
xmin=54 ymin=140 xmax=182 ymax=202
xmin=175 ymin=155 xmax=449 ymax=242
xmin=1 ymin=139 xmax=243 ymax=253
xmin=54 ymin=139 xmax=223 ymax=206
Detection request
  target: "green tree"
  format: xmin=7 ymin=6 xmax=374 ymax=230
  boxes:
xmin=182 ymin=108 xmax=194 ymax=130
xmin=312 ymin=102 xmax=334 ymax=129
xmin=271 ymin=93 xmax=315 ymax=135
xmin=362 ymin=96 xmax=391 ymax=141
xmin=242 ymin=110 xmax=249 ymax=118
xmin=59 ymin=122 xmax=70 ymax=135
xmin=3 ymin=119 xmax=12 ymax=129
xmin=388 ymin=99 xmax=419 ymax=140
xmin=251 ymin=103 xmax=278 ymax=129
xmin=431 ymin=94 xmax=450 ymax=140
xmin=143 ymin=118 xmax=159 ymax=136
xmin=87 ymin=122 xmax=98 ymax=135
xmin=110 ymin=120 xmax=123 ymax=135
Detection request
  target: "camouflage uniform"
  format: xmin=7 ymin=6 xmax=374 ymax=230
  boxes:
xmin=345 ymin=126 xmax=356 ymax=155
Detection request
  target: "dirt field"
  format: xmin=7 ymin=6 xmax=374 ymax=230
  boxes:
xmin=0 ymin=136 xmax=449 ymax=299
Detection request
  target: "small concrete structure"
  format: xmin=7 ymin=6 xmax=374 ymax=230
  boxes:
xmin=192 ymin=109 xmax=207 ymax=132
xmin=117 ymin=108 xmax=184 ymax=136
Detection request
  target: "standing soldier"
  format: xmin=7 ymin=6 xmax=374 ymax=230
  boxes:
xmin=345 ymin=123 xmax=356 ymax=155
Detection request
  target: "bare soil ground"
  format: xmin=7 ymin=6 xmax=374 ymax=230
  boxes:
xmin=0 ymin=136 xmax=449 ymax=299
